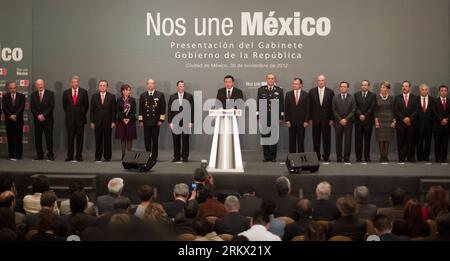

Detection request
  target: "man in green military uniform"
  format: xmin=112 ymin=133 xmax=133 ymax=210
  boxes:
xmin=139 ymin=79 xmax=166 ymax=160
xmin=257 ymin=73 xmax=284 ymax=162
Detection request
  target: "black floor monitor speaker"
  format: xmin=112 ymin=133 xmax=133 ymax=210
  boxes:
xmin=122 ymin=152 xmax=156 ymax=172
xmin=286 ymin=152 xmax=320 ymax=173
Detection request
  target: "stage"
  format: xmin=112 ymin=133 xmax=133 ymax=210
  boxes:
xmin=1 ymin=150 xmax=450 ymax=206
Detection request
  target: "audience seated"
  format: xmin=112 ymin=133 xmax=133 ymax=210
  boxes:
xmin=284 ymin=199 xmax=313 ymax=241
xmin=238 ymin=211 xmax=281 ymax=241
xmin=378 ymin=186 xmax=406 ymax=221
xmin=134 ymin=185 xmax=153 ymax=219
xmin=198 ymin=184 xmax=227 ymax=218
xmin=261 ymin=198 xmax=285 ymax=238
xmin=60 ymin=190 xmax=99 ymax=236
xmin=354 ymin=186 xmax=377 ymax=220
xmin=393 ymin=199 xmax=430 ymax=238
xmin=215 ymin=196 xmax=250 ymax=235
xmin=60 ymin=182 xmax=95 ymax=216
xmin=0 ymin=191 xmax=26 ymax=233
xmin=238 ymin=183 xmax=262 ymax=218
xmin=327 ymin=195 xmax=367 ymax=241
xmin=25 ymin=191 xmax=59 ymax=232
xmin=96 ymin=178 xmax=123 ymax=216
xmin=23 ymin=175 xmax=59 ymax=215
xmin=422 ymin=186 xmax=449 ymax=220
xmin=193 ymin=217 xmax=223 ymax=241
xmin=31 ymin=210 xmax=62 ymax=241
xmin=312 ymin=181 xmax=340 ymax=221
xmin=163 ymin=183 xmax=189 ymax=219
xmin=273 ymin=176 xmax=298 ymax=220
xmin=373 ymin=214 xmax=409 ymax=241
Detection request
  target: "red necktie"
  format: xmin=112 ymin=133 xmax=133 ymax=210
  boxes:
xmin=73 ymin=89 xmax=77 ymax=105
xmin=443 ymin=98 xmax=447 ymax=111
xmin=404 ymin=94 xmax=408 ymax=108
xmin=295 ymin=91 xmax=300 ymax=105
xmin=422 ymin=97 xmax=426 ymax=112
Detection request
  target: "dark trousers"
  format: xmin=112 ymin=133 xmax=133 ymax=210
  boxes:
xmin=5 ymin=121 xmax=23 ymax=159
xmin=434 ymin=127 xmax=449 ymax=162
xmin=66 ymin=122 xmax=85 ymax=159
xmin=355 ymin=122 xmax=373 ymax=161
xmin=396 ymin=126 xmax=415 ymax=161
xmin=34 ymin=121 xmax=53 ymax=158
xmin=416 ymin=127 xmax=432 ymax=161
xmin=262 ymin=132 xmax=278 ymax=160
xmin=335 ymin=123 xmax=353 ymax=161
xmin=144 ymin=126 xmax=160 ymax=159
xmin=312 ymin=123 xmax=331 ymax=160
xmin=95 ymin=124 xmax=112 ymax=160
xmin=172 ymin=133 xmax=189 ymax=160
xmin=288 ymin=125 xmax=305 ymax=153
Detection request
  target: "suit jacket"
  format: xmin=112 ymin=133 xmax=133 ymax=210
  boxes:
xmin=215 ymin=212 xmax=251 ymax=235
xmin=90 ymin=92 xmax=117 ymax=126
xmin=355 ymin=203 xmax=378 ymax=220
xmin=312 ymin=199 xmax=341 ymax=221
xmin=238 ymin=195 xmax=263 ymax=218
xmin=394 ymin=93 xmax=418 ymax=128
xmin=432 ymin=97 xmax=450 ymax=130
xmin=216 ymin=87 xmax=244 ymax=109
xmin=354 ymin=91 xmax=376 ymax=125
xmin=284 ymin=89 xmax=309 ymax=126
xmin=62 ymin=87 xmax=89 ymax=125
xmin=415 ymin=96 xmax=434 ymax=131
xmin=139 ymin=90 xmax=166 ymax=126
xmin=309 ymin=87 xmax=335 ymax=124
xmin=332 ymin=93 xmax=356 ymax=123
xmin=116 ymin=97 xmax=137 ymax=122
xmin=327 ymin=215 xmax=367 ymax=241
xmin=167 ymin=92 xmax=194 ymax=125
xmin=95 ymin=193 xmax=118 ymax=215
xmin=273 ymin=194 xmax=299 ymax=220
xmin=162 ymin=199 xmax=186 ymax=219
xmin=30 ymin=90 xmax=55 ymax=124
xmin=2 ymin=92 xmax=25 ymax=124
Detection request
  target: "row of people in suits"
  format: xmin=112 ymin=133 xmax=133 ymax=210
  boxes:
xmin=2 ymin=75 xmax=449 ymax=164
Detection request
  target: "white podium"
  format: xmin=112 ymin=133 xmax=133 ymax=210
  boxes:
xmin=207 ymin=109 xmax=244 ymax=173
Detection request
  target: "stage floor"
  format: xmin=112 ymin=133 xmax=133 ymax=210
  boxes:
xmin=1 ymin=150 xmax=449 ymax=177
xmin=2 ymin=150 xmax=449 ymax=205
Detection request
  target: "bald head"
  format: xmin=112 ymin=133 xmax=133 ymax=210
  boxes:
xmin=317 ymin=75 xmax=326 ymax=88
xmin=35 ymin=79 xmax=45 ymax=91
xmin=419 ymin=84 xmax=429 ymax=97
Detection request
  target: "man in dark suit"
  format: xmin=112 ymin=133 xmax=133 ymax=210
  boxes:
xmin=394 ymin=81 xmax=418 ymax=163
xmin=168 ymin=80 xmax=194 ymax=162
xmin=214 ymin=196 xmax=251 ymax=235
xmin=433 ymin=85 xmax=450 ymax=163
xmin=327 ymin=195 xmax=367 ymax=241
xmin=162 ymin=183 xmax=190 ymax=219
xmin=312 ymin=181 xmax=340 ymax=221
xmin=415 ymin=84 xmax=434 ymax=162
xmin=238 ymin=184 xmax=262 ymax=218
xmin=309 ymin=75 xmax=335 ymax=162
xmin=90 ymin=80 xmax=116 ymax=162
xmin=62 ymin=76 xmax=89 ymax=162
xmin=2 ymin=82 xmax=25 ymax=160
xmin=30 ymin=79 xmax=55 ymax=161
xmin=216 ymin=75 xmax=244 ymax=109
xmin=285 ymin=77 xmax=309 ymax=153
xmin=257 ymin=73 xmax=284 ymax=162
xmin=332 ymin=82 xmax=356 ymax=163
xmin=139 ymin=79 xmax=166 ymax=160
xmin=273 ymin=176 xmax=299 ymax=220
xmin=354 ymin=80 xmax=376 ymax=162
xmin=96 ymin=177 xmax=123 ymax=215
xmin=373 ymin=214 xmax=410 ymax=241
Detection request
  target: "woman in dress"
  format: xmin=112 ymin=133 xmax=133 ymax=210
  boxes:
xmin=375 ymin=81 xmax=396 ymax=162
xmin=115 ymin=84 xmax=137 ymax=159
